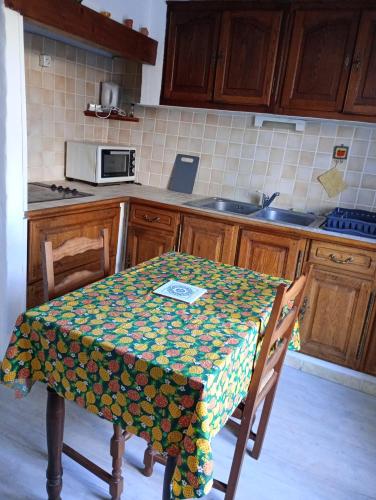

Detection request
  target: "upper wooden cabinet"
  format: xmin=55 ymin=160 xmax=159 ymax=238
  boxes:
xmin=162 ymin=1 xmax=376 ymax=121
xmin=162 ymin=3 xmax=285 ymax=110
xmin=163 ymin=8 xmax=221 ymax=102
xmin=281 ymin=10 xmax=359 ymax=113
xmin=343 ymin=11 xmax=376 ymax=115
xmin=214 ymin=10 xmax=283 ymax=107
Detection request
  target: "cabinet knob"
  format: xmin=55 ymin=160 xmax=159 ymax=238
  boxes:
xmin=299 ymin=296 xmax=309 ymax=321
xmin=352 ymin=55 xmax=361 ymax=72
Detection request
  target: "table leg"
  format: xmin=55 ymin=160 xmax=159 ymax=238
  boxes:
xmin=162 ymin=456 xmax=178 ymax=500
xmin=109 ymin=424 xmax=125 ymax=500
xmin=46 ymin=387 xmax=65 ymax=500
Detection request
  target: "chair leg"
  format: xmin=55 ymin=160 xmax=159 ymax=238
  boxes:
xmin=250 ymin=384 xmax=278 ymax=460
xmin=109 ymin=424 xmax=125 ymax=500
xmin=143 ymin=443 xmax=156 ymax=477
xmin=225 ymin=407 xmax=256 ymax=500
xmin=162 ymin=456 xmax=178 ymax=500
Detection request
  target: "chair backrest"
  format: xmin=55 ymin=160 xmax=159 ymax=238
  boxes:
xmin=248 ymin=272 xmax=308 ymax=411
xmin=41 ymin=228 xmax=110 ymax=301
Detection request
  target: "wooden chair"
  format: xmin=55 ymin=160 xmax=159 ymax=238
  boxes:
xmin=41 ymin=229 xmax=110 ymax=301
xmin=144 ymin=272 xmax=308 ymax=500
xmin=41 ymin=229 xmax=130 ymax=500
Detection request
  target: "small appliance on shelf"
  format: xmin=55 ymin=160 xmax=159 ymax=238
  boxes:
xmin=323 ymin=208 xmax=376 ymax=239
xmin=65 ymin=142 xmax=136 ymax=184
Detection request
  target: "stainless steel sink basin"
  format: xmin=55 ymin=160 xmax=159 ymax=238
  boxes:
xmin=252 ymin=207 xmax=321 ymax=227
xmin=184 ymin=197 xmax=260 ymax=215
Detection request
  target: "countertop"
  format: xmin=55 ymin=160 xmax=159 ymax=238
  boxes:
xmin=26 ymin=181 xmax=376 ymax=247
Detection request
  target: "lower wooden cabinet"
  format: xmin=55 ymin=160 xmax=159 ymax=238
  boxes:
xmin=179 ymin=214 xmax=239 ymax=264
xmin=236 ymin=229 xmax=306 ymax=279
xmin=125 ymin=203 xmax=180 ymax=268
xmin=124 ymin=203 xmax=376 ymax=374
xmin=126 ymin=226 xmax=177 ymax=267
xmin=300 ymin=266 xmax=374 ymax=369
xmin=362 ymin=312 xmax=376 ymax=376
xmin=27 ymin=202 xmax=121 ymax=308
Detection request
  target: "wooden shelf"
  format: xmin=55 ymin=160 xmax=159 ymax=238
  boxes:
xmin=84 ymin=111 xmax=139 ymax=122
xmin=5 ymin=0 xmax=157 ymax=65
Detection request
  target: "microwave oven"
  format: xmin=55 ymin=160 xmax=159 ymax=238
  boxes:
xmin=66 ymin=141 xmax=136 ymax=184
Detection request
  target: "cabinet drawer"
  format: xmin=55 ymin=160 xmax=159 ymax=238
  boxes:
xmin=129 ymin=204 xmax=179 ymax=233
xmin=309 ymin=241 xmax=376 ymax=276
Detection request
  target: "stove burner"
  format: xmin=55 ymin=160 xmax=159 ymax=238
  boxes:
xmin=28 ymin=182 xmax=94 ymax=204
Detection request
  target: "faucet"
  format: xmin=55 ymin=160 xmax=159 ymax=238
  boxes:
xmin=260 ymin=191 xmax=280 ymax=208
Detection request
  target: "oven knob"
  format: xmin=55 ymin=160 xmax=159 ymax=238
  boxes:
xmin=64 ymin=187 xmax=71 ymax=194
xmin=57 ymin=185 xmax=64 ymax=192
xmin=51 ymin=184 xmax=57 ymax=190
xmin=72 ymin=189 xmax=78 ymax=195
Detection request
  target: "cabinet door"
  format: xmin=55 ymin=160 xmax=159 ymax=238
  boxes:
xmin=300 ymin=267 xmax=373 ymax=369
xmin=180 ymin=215 xmax=238 ymax=265
xmin=214 ymin=10 xmax=283 ymax=107
xmin=237 ymin=230 xmax=305 ymax=279
xmin=344 ymin=11 xmax=376 ymax=116
xmin=362 ymin=302 xmax=376 ymax=376
xmin=126 ymin=226 xmax=176 ymax=268
xmin=163 ymin=8 xmax=220 ymax=102
xmin=281 ymin=10 xmax=359 ymax=113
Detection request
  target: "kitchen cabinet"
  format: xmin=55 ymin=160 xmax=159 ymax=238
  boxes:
xmin=343 ymin=11 xmax=376 ymax=116
xmin=27 ymin=202 xmax=120 ymax=308
xmin=213 ymin=10 xmax=283 ymax=107
xmin=162 ymin=1 xmax=376 ymax=122
xmin=162 ymin=3 xmax=285 ymax=110
xmin=179 ymin=214 xmax=238 ymax=264
xmin=125 ymin=203 xmax=180 ymax=267
xmin=236 ymin=229 xmax=306 ymax=279
xmin=299 ymin=240 xmax=376 ymax=369
xmin=362 ymin=313 xmax=376 ymax=376
xmin=281 ymin=9 xmax=359 ymax=113
xmin=163 ymin=7 xmax=221 ymax=103
xmin=299 ymin=267 xmax=374 ymax=369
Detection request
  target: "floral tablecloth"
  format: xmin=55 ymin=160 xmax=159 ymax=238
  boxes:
xmin=0 ymin=252 xmax=299 ymax=499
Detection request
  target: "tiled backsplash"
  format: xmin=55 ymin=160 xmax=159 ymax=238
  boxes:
xmin=25 ymin=34 xmax=376 ymax=214
xmin=25 ymin=32 xmax=141 ymax=181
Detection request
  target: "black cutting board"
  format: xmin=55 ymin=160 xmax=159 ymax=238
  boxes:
xmin=168 ymin=154 xmax=199 ymax=194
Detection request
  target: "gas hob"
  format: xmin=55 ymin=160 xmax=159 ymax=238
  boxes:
xmin=28 ymin=182 xmax=93 ymax=203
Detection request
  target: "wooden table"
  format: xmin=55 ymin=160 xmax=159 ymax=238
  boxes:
xmin=0 ymin=252 xmax=299 ymax=499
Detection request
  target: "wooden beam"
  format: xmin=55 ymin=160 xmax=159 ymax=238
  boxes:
xmin=5 ymin=0 xmax=158 ymax=65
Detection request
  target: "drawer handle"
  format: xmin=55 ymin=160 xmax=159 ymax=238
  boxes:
xmin=329 ymin=254 xmax=353 ymax=264
xmin=143 ymin=215 xmax=161 ymax=223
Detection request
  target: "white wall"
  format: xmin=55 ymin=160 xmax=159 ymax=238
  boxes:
xmin=83 ymin=0 xmax=153 ymax=30
xmin=0 ymin=4 xmax=27 ymax=358
xmin=141 ymin=0 xmax=167 ymax=105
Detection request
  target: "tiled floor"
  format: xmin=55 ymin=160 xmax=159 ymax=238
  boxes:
xmin=0 ymin=366 xmax=375 ymax=500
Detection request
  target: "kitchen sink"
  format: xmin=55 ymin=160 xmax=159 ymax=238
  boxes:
xmin=184 ymin=197 xmax=260 ymax=215
xmin=252 ymin=207 xmax=323 ymax=227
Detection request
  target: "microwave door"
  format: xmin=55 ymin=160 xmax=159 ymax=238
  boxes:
xmin=102 ymin=151 xmax=129 ymax=178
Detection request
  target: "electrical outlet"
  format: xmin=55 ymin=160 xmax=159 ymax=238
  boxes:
xmin=39 ymin=54 xmax=51 ymax=68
